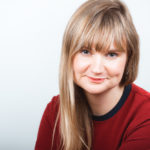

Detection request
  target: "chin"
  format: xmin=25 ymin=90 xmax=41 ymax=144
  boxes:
xmin=83 ymin=87 xmax=107 ymax=95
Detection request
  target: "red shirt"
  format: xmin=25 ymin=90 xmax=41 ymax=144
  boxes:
xmin=35 ymin=84 xmax=150 ymax=150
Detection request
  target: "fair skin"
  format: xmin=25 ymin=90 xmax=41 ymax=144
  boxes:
xmin=73 ymin=42 xmax=127 ymax=116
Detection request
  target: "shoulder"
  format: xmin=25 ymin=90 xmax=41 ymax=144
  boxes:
xmin=123 ymin=83 xmax=150 ymax=126
xmin=131 ymin=83 xmax=150 ymax=98
xmin=46 ymin=95 xmax=60 ymax=111
xmin=126 ymin=84 xmax=150 ymax=129
xmin=43 ymin=95 xmax=60 ymax=126
xmin=130 ymin=83 xmax=150 ymax=110
xmin=121 ymin=84 xmax=150 ymax=142
xmin=129 ymin=83 xmax=150 ymax=108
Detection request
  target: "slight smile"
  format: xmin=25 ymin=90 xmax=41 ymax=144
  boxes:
xmin=87 ymin=76 xmax=106 ymax=83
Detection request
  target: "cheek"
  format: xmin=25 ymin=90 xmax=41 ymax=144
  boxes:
xmin=73 ymin=56 xmax=89 ymax=74
xmin=106 ymin=59 xmax=126 ymax=77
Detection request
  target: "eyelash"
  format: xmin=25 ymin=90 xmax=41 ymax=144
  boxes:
xmin=107 ymin=52 xmax=118 ymax=57
xmin=80 ymin=49 xmax=118 ymax=58
xmin=81 ymin=49 xmax=91 ymax=55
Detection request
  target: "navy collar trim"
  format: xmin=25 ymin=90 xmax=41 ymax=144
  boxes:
xmin=92 ymin=84 xmax=132 ymax=121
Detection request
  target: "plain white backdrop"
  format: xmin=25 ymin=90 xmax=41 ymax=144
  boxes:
xmin=0 ymin=0 xmax=150 ymax=149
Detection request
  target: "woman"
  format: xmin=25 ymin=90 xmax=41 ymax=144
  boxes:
xmin=35 ymin=0 xmax=150 ymax=150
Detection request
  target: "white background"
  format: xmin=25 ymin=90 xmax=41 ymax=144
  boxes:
xmin=0 ymin=0 xmax=150 ymax=149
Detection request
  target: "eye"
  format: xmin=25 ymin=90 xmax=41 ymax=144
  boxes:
xmin=107 ymin=52 xmax=118 ymax=58
xmin=81 ymin=49 xmax=91 ymax=55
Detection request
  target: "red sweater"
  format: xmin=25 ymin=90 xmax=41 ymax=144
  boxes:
xmin=35 ymin=84 xmax=150 ymax=150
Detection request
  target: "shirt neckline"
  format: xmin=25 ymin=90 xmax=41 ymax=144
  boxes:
xmin=92 ymin=84 xmax=132 ymax=121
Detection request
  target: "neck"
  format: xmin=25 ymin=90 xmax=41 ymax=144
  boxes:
xmin=85 ymin=86 xmax=125 ymax=116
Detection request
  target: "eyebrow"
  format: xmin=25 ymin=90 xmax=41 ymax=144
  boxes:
xmin=108 ymin=48 xmax=125 ymax=52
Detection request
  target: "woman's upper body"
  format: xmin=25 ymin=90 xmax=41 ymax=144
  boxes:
xmin=35 ymin=0 xmax=147 ymax=149
xmin=35 ymin=83 xmax=150 ymax=150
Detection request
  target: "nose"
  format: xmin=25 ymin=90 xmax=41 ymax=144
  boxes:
xmin=91 ymin=53 xmax=104 ymax=74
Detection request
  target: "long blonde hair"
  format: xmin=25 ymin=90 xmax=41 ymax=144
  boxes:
xmin=56 ymin=0 xmax=139 ymax=149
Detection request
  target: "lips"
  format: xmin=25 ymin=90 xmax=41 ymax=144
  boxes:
xmin=87 ymin=76 xmax=106 ymax=83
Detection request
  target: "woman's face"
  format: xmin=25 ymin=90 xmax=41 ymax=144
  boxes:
xmin=72 ymin=42 xmax=127 ymax=95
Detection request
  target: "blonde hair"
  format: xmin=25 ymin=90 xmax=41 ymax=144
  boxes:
xmin=55 ymin=0 xmax=139 ymax=149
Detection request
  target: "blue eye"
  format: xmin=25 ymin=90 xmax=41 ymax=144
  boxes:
xmin=81 ymin=49 xmax=90 ymax=55
xmin=107 ymin=52 xmax=118 ymax=57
